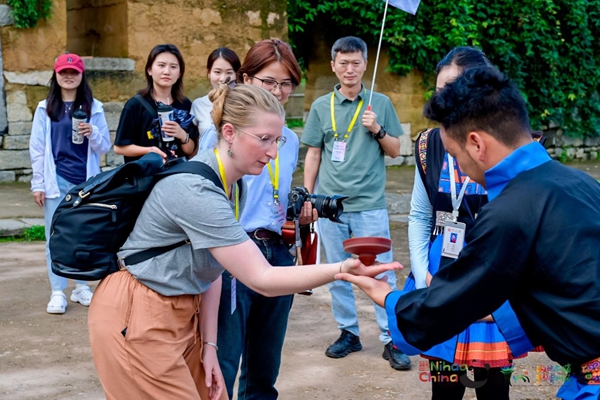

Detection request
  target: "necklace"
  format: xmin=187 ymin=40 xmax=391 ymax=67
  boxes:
xmin=64 ymin=102 xmax=73 ymax=114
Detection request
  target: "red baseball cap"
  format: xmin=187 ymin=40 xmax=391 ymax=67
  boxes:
xmin=54 ymin=53 xmax=85 ymax=73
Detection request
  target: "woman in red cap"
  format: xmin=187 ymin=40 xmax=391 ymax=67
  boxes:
xmin=29 ymin=53 xmax=111 ymax=314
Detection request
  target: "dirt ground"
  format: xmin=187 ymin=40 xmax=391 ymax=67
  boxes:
xmin=4 ymin=163 xmax=596 ymax=399
xmin=0 ymin=222 xmax=562 ymax=400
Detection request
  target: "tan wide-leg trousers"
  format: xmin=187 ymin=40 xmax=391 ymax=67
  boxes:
xmin=89 ymin=270 xmax=209 ymax=400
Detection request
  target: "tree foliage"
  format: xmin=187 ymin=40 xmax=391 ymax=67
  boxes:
xmin=7 ymin=0 xmax=52 ymax=29
xmin=288 ymin=0 xmax=600 ymax=137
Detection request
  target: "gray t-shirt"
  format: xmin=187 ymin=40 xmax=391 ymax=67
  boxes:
xmin=118 ymin=150 xmax=248 ymax=296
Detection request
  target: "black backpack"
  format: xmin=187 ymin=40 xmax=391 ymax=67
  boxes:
xmin=50 ymin=153 xmax=233 ymax=281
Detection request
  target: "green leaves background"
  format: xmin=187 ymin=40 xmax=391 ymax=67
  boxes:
xmin=288 ymin=0 xmax=600 ymax=138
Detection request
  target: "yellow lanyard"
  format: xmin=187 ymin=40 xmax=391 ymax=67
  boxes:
xmin=266 ymin=155 xmax=280 ymax=205
xmin=330 ymin=89 xmax=365 ymax=141
xmin=214 ymin=148 xmax=239 ymax=220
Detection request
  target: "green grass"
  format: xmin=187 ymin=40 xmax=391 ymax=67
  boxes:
xmin=23 ymin=225 xmax=45 ymax=241
xmin=0 ymin=225 xmax=45 ymax=243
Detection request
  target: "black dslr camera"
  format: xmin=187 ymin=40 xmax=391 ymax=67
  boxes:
xmin=286 ymin=186 xmax=347 ymax=223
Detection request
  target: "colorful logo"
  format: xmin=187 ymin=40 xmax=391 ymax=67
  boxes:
xmin=418 ymin=361 xmax=570 ymax=387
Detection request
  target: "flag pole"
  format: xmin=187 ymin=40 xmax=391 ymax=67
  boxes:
xmin=368 ymin=0 xmax=390 ymax=109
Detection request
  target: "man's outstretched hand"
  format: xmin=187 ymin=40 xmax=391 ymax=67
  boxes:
xmin=336 ymin=268 xmax=399 ymax=307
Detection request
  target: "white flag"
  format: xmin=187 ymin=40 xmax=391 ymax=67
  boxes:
xmin=387 ymin=0 xmax=421 ymax=15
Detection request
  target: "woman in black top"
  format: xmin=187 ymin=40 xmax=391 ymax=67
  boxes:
xmin=114 ymin=44 xmax=199 ymax=163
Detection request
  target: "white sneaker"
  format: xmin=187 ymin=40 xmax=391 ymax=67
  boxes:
xmin=47 ymin=293 xmax=67 ymax=314
xmin=70 ymin=286 xmax=93 ymax=307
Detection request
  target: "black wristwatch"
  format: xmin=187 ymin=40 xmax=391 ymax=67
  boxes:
xmin=372 ymin=126 xmax=387 ymax=140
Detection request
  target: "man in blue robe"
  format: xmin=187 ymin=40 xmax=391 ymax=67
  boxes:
xmin=339 ymin=67 xmax=600 ymax=400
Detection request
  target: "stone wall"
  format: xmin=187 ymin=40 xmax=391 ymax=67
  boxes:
xmin=125 ymin=0 xmax=289 ymax=100
xmin=0 ymin=66 xmax=127 ymax=182
xmin=0 ymin=0 xmax=67 ymax=72
xmin=0 ymin=0 xmax=289 ymax=182
xmin=543 ymin=128 xmax=600 ymax=162
xmin=67 ymin=0 xmax=128 ymax=58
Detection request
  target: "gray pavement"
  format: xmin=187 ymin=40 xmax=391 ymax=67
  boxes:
xmin=0 ymin=167 xmax=415 ymax=237
xmin=1 ymin=161 xmax=599 ymax=237
xmin=0 ymin=182 xmax=44 ymax=237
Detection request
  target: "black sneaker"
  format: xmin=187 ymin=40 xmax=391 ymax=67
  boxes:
xmin=325 ymin=330 xmax=362 ymax=358
xmin=382 ymin=342 xmax=411 ymax=370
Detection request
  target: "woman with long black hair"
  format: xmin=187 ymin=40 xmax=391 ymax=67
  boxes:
xmin=29 ymin=53 xmax=111 ymax=314
xmin=114 ymin=44 xmax=199 ymax=163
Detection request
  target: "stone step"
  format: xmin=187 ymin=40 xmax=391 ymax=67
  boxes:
xmin=0 ymin=193 xmax=411 ymax=238
xmin=0 ymin=218 xmax=44 ymax=238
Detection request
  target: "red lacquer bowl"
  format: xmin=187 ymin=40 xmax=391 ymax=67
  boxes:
xmin=343 ymin=237 xmax=392 ymax=266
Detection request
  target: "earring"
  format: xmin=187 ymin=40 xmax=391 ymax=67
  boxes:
xmin=227 ymin=144 xmax=233 ymax=157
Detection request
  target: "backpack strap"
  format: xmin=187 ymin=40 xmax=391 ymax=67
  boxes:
xmin=156 ymin=160 xmax=222 ymax=188
xmin=415 ymin=128 xmax=432 ymax=185
xmin=133 ymin=94 xmax=158 ymax=118
xmin=156 ymin=160 xmax=244 ymax=200
xmin=74 ymin=152 xmax=165 ymax=207
xmin=123 ymin=161 xmax=244 ymax=266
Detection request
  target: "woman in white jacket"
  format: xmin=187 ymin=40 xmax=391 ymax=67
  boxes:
xmin=29 ymin=53 xmax=111 ymax=314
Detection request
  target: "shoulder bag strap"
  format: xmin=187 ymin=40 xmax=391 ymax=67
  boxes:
xmin=123 ymin=161 xmax=243 ymax=266
xmin=415 ymin=128 xmax=432 ymax=182
xmin=133 ymin=94 xmax=158 ymax=118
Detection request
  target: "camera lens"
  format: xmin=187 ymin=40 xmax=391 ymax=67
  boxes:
xmin=309 ymin=194 xmax=347 ymax=223
xmin=286 ymin=187 xmax=347 ymax=223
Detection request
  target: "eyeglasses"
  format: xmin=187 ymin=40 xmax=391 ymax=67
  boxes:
xmin=236 ymin=127 xmax=287 ymax=149
xmin=250 ymin=76 xmax=296 ymax=94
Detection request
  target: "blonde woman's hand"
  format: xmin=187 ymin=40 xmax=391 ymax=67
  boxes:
xmin=202 ymin=346 xmax=224 ymax=400
xmin=339 ymin=258 xmax=403 ymax=278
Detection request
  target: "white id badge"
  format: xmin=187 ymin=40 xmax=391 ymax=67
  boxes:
xmin=231 ymin=277 xmax=237 ymax=314
xmin=331 ymin=141 xmax=347 ymax=162
xmin=441 ymin=220 xmax=466 ymax=259
xmin=272 ymin=202 xmax=286 ymax=226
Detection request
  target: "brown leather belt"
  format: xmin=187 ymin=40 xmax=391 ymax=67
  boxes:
xmin=248 ymin=229 xmax=279 ymax=241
